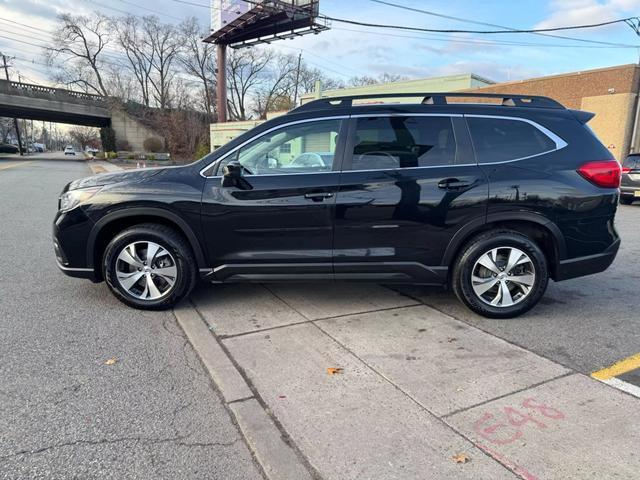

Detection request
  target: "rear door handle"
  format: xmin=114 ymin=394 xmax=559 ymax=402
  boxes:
xmin=304 ymin=192 xmax=334 ymax=202
xmin=438 ymin=178 xmax=473 ymax=190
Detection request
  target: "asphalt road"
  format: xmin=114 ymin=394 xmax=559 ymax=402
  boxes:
xmin=396 ymin=204 xmax=640 ymax=376
xmin=0 ymin=159 xmax=263 ymax=480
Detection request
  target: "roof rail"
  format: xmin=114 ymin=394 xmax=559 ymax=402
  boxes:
xmin=291 ymin=92 xmax=565 ymax=114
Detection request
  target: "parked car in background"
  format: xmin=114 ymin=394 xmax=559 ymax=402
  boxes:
xmin=64 ymin=146 xmax=76 ymax=156
xmin=621 ymin=153 xmax=640 ymax=204
xmin=0 ymin=144 xmax=19 ymax=154
xmin=53 ymin=92 xmax=621 ymax=319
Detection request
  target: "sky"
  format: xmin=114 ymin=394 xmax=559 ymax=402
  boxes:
xmin=0 ymin=0 xmax=639 ymax=88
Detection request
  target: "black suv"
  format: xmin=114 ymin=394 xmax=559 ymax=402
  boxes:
xmin=53 ymin=93 xmax=621 ymax=318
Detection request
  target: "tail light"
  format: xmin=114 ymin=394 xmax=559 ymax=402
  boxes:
xmin=622 ymin=167 xmax=632 ymax=174
xmin=577 ymin=160 xmax=621 ymax=188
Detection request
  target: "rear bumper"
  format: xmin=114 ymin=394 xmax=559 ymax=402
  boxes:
xmin=620 ymin=186 xmax=639 ymax=197
xmin=555 ymin=238 xmax=620 ymax=281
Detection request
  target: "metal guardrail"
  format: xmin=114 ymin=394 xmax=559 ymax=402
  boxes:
xmin=0 ymin=79 xmax=106 ymax=106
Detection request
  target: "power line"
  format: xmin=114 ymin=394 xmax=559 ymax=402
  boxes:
xmin=367 ymin=0 xmax=638 ymax=47
xmin=332 ymin=26 xmax=639 ymax=49
xmin=321 ymin=12 xmax=639 ymax=36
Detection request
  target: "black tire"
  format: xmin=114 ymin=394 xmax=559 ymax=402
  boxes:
xmin=103 ymin=223 xmax=197 ymax=310
xmin=620 ymin=197 xmax=634 ymax=205
xmin=452 ymin=230 xmax=549 ymax=319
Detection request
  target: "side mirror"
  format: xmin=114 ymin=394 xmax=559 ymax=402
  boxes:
xmin=222 ymin=161 xmax=252 ymax=190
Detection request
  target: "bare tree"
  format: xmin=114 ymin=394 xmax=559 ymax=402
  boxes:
xmin=0 ymin=118 xmax=14 ymax=143
xmin=297 ymin=64 xmax=345 ymax=95
xmin=179 ymin=17 xmax=216 ymax=119
xmin=69 ymin=126 xmax=100 ymax=150
xmin=348 ymin=73 xmax=409 ymax=87
xmin=47 ymin=13 xmax=112 ymax=96
xmin=226 ymin=48 xmax=274 ymax=121
xmin=143 ymin=16 xmax=182 ymax=109
xmin=253 ymin=53 xmax=299 ymax=119
xmin=114 ymin=15 xmax=154 ymax=106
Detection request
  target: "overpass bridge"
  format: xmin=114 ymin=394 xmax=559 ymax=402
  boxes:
xmin=0 ymin=79 xmax=162 ymax=150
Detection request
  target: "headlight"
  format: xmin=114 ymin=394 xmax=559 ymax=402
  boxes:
xmin=59 ymin=187 xmax=102 ymax=212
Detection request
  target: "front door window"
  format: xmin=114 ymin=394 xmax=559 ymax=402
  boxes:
xmin=224 ymin=119 xmax=343 ymax=176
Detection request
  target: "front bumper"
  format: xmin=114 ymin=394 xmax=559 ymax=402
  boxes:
xmin=53 ymin=207 xmax=98 ymax=281
xmin=555 ymin=238 xmax=621 ymax=281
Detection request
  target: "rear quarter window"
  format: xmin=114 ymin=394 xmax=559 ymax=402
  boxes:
xmin=467 ymin=117 xmax=557 ymax=164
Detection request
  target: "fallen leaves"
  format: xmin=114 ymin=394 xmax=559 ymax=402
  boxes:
xmin=327 ymin=367 xmax=343 ymax=375
xmin=452 ymin=453 xmax=471 ymax=464
xmin=104 ymin=358 xmax=118 ymax=366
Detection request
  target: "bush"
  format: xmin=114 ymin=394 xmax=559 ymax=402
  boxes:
xmin=146 ymin=154 xmax=156 ymax=161
xmin=143 ymin=137 xmax=164 ymax=153
xmin=195 ymin=142 xmax=210 ymax=159
xmin=100 ymin=127 xmax=116 ymax=152
xmin=127 ymin=154 xmax=135 ymax=160
xmin=116 ymin=139 xmax=131 ymax=151
xmin=107 ymin=151 xmax=118 ymax=160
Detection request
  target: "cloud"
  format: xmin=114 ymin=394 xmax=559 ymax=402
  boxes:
xmin=535 ymin=0 xmax=640 ymax=29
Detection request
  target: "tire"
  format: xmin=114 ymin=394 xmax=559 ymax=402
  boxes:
xmin=103 ymin=223 xmax=197 ymax=310
xmin=452 ymin=230 xmax=549 ymax=319
xmin=620 ymin=197 xmax=634 ymax=205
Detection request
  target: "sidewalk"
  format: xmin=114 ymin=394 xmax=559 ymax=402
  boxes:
xmin=87 ymin=159 xmax=123 ymax=174
xmin=176 ymin=283 xmax=640 ymax=479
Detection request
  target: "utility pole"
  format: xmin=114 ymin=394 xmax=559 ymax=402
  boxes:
xmin=293 ymin=52 xmax=303 ymax=107
xmin=1 ymin=53 xmax=24 ymax=156
xmin=216 ymin=44 xmax=228 ymax=123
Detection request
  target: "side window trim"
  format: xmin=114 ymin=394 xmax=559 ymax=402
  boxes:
xmin=199 ymin=115 xmax=349 ymax=178
xmin=464 ymin=114 xmax=568 ymax=165
xmin=341 ymin=113 xmax=473 ymax=172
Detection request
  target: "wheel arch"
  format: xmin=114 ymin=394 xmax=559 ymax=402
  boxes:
xmin=443 ymin=213 xmax=567 ymax=281
xmin=87 ymin=207 xmax=207 ymax=281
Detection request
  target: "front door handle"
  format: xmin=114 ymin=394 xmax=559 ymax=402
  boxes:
xmin=304 ymin=192 xmax=334 ymax=202
xmin=438 ymin=178 xmax=473 ymax=190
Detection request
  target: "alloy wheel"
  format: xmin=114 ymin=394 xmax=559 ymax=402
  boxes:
xmin=115 ymin=241 xmax=177 ymax=300
xmin=471 ymin=247 xmax=536 ymax=308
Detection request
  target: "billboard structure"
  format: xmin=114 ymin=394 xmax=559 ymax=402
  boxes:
xmin=206 ymin=1 xmax=329 ymax=123
xmin=206 ymin=1 xmax=328 ymax=47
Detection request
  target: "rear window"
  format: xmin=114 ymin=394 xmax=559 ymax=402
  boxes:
xmin=623 ymin=155 xmax=639 ymax=168
xmin=467 ymin=117 xmax=557 ymax=164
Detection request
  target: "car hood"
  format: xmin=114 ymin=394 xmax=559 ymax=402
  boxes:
xmin=65 ymin=167 xmax=166 ymax=192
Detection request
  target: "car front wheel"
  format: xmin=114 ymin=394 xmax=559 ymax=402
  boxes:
xmin=452 ymin=230 xmax=549 ymax=319
xmin=103 ymin=224 xmax=196 ymax=310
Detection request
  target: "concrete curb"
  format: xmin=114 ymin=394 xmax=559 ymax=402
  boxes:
xmin=173 ymin=302 xmax=315 ymax=480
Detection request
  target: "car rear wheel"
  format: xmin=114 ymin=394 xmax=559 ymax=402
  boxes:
xmin=103 ymin=224 xmax=197 ymax=310
xmin=620 ymin=197 xmax=634 ymax=205
xmin=452 ymin=230 xmax=548 ymax=319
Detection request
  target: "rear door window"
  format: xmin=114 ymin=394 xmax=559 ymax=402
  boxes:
xmin=467 ymin=117 xmax=557 ymax=164
xmin=347 ymin=116 xmax=457 ymax=170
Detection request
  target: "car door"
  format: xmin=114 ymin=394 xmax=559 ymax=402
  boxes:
xmin=333 ymin=114 xmax=488 ymax=283
xmin=201 ymin=117 xmax=348 ymax=281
